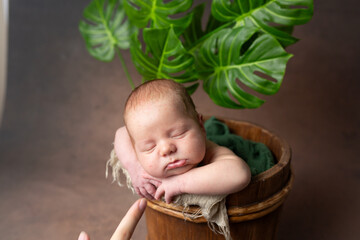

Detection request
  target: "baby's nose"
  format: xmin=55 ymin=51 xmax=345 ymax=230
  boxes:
xmin=160 ymin=142 xmax=177 ymax=156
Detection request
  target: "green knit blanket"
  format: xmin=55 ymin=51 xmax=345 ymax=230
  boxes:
xmin=205 ymin=117 xmax=275 ymax=176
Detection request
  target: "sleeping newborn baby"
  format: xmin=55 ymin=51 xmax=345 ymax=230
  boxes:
xmin=107 ymin=79 xmax=251 ymax=240
xmin=114 ymin=79 xmax=250 ymax=203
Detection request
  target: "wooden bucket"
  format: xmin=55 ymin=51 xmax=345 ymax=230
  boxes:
xmin=145 ymin=118 xmax=293 ymax=240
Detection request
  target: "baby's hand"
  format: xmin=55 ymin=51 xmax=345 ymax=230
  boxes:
xmin=154 ymin=177 xmax=182 ymax=204
xmin=114 ymin=127 xmax=161 ymax=199
xmin=131 ymin=166 xmax=161 ymax=200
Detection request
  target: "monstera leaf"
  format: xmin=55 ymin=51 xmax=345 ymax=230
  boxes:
xmin=130 ymin=26 xmax=198 ymax=87
xmin=197 ymin=27 xmax=292 ymax=109
xmin=79 ymin=0 xmax=313 ymax=108
xmin=79 ymin=0 xmax=136 ymax=61
xmin=124 ymin=0 xmax=193 ymax=35
xmin=211 ymin=0 xmax=314 ymax=46
xmin=182 ymin=3 xmax=223 ymax=50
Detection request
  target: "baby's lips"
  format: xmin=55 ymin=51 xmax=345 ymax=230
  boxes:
xmin=166 ymin=159 xmax=186 ymax=170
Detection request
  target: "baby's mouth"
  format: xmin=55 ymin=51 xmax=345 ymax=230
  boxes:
xmin=166 ymin=159 xmax=186 ymax=170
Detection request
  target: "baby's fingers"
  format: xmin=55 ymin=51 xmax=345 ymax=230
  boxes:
xmin=144 ymin=184 xmax=156 ymax=198
xmin=154 ymin=186 xmax=164 ymax=200
xmin=135 ymin=187 xmax=145 ymax=198
xmin=148 ymin=179 xmax=161 ymax=188
xmin=164 ymin=193 xmax=173 ymax=204
xmin=139 ymin=187 xmax=153 ymax=200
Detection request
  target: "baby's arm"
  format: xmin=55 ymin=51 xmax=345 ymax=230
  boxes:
xmin=155 ymin=141 xmax=251 ymax=203
xmin=114 ymin=127 xmax=161 ymax=199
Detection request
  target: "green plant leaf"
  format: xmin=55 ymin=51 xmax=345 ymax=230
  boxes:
xmin=182 ymin=3 xmax=224 ymax=50
xmin=197 ymin=27 xmax=292 ymax=109
xmin=124 ymin=0 xmax=193 ymax=35
xmin=79 ymin=0 xmax=136 ymax=62
xmin=130 ymin=26 xmax=197 ymax=83
xmin=182 ymin=4 xmax=206 ymax=49
xmin=211 ymin=0 xmax=314 ymax=46
xmin=185 ymin=83 xmax=199 ymax=95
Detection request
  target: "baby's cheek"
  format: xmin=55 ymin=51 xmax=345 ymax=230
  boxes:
xmin=190 ymin=137 xmax=205 ymax=150
xmin=147 ymin=164 xmax=154 ymax=170
xmin=148 ymin=163 xmax=160 ymax=173
xmin=178 ymin=139 xmax=192 ymax=154
xmin=185 ymin=140 xmax=204 ymax=156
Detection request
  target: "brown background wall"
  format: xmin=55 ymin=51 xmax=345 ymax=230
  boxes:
xmin=0 ymin=0 xmax=359 ymax=239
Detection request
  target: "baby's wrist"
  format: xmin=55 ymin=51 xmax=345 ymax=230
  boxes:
xmin=172 ymin=175 xmax=185 ymax=194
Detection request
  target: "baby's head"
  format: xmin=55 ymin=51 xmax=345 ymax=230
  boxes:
xmin=124 ymin=79 xmax=206 ymax=178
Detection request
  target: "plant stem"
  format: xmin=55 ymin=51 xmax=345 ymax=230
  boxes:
xmin=116 ymin=48 xmax=135 ymax=90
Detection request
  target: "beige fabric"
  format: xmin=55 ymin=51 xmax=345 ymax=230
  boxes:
xmin=106 ymin=149 xmax=231 ymax=240
xmin=105 ymin=149 xmax=135 ymax=193
xmin=173 ymin=194 xmax=231 ymax=240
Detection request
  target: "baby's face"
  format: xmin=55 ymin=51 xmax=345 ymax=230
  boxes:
xmin=126 ymin=97 xmax=206 ymax=178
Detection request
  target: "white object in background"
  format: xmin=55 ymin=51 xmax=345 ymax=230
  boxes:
xmin=0 ymin=0 xmax=9 ymax=127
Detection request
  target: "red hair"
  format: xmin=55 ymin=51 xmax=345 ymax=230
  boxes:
xmin=124 ymin=79 xmax=198 ymax=125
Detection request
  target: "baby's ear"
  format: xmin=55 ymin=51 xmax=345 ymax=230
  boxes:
xmin=197 ymin=114 xmax=205 ymax=131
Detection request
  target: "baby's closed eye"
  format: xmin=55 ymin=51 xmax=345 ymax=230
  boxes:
xmin=140 ymin=144 xmax=156 ymax=153
xmin=171 ymin=130 xmax=187 ymax=139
